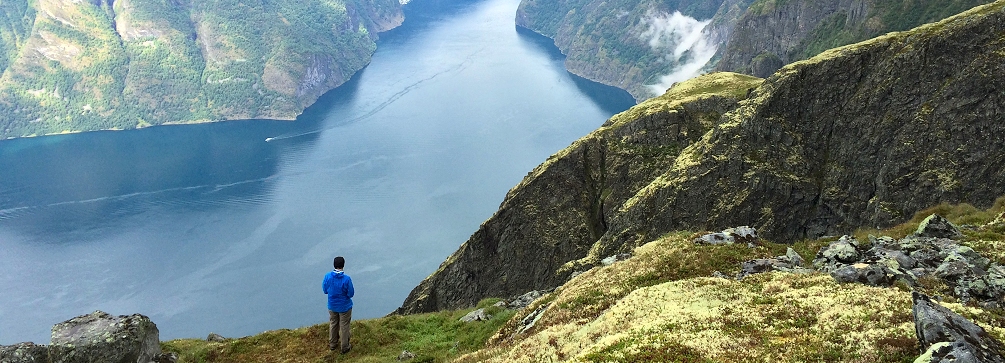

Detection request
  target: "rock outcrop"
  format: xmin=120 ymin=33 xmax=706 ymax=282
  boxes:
xmin=810 ymin=230 xmax=1005 ymax=307
xmin=515 ymin=0 xmax=989 ymax=99
xmin=0 ymin=343 xmax=47 ymax=363
xmin=714 ymin=0 xmax=991 ymax=75
xmin=912 ymin=292 xmax=1005 ymax=362
xmin=396 ymin=72 xmax=764 ymax=314
xmin=399 ymin=1 xmax=1005 ymax=314
xmin=515 ymin=0 xmax=751 ymax=100
xmin=50 ymin=311 xmax=162 ymax=363
xmin=724 ymin=215 xmax=1005 ymax=307
xmin=1 ymin=311 xmax=168 ymax=363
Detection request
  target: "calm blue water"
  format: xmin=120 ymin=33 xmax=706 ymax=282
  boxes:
xmin=0 ymin=0 xmax=634 ymax=343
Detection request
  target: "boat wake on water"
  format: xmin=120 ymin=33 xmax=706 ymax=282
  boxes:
xmin=263 ymin=48 xmax=485 ymax=143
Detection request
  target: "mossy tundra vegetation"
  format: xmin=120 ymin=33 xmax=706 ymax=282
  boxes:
xmin=161 ymin=201 xmax=1005 ymax=362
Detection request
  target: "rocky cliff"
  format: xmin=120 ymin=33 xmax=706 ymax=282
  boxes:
xmin=398 ymin=72 xmax=764 ymax=314
xmin=399 ymin=0 xmax=1005 ymax=314
xmin=515 ymin=0 xmax=742 ymax=100
xmin=0 ymin=0 xmax=403 ymax=139
xmin=714 ymin=0 xmax=991 ymax=77
xmin=515 ymin=0 xmax=990 ymax=99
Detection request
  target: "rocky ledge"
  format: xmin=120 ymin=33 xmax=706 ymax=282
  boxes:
xmin=735 ymin=214 xmax=1005 ymax=308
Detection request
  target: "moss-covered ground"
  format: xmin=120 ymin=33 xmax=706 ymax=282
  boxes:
xmin=162 ymin=300 xmax=514 ymax=363
xmin=456 ymin=200 xmax=1005 ymax=363
xmin=164 ymin=199 xmax=1005 ymax=362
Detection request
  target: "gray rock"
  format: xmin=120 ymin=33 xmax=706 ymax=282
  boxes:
xmin=600 ymin=253 xmax=632 ymax=265
xmin=508 ymin=290 xmax=547 ymax=310
xmin=712 ymin=271 xmax=732 ymax=279
xmin=830 ymin=264 xmax=894 ymax=286
xmin=989 ymin=265 xmax=1005 ymax=293
xmin=492 ymin=301 xmax=507 ymax=308
xmin=936 ymin=255 xmax=975 ymax=281
xmin=817 ymin=238 xmax=860 ymax=265
xmin=0 ymin=342 xmax=48 ymax=363
xmin=916 ymin=215 xmax=963 ymax=239
xmin=912 ymin=292 xmax=1005 ymax=363
xmin=152 ymin=352 xmax=178 ymax=363
xmin=950 ymin=246 xmax=991 ymax=271
xmin=910 ymin=247 xmax=946 ymax=268
xmin=785 ymin=247 xmax=805 ymax=267
xmin=885 ymin=250 xmax=917 ymax=269
xmin=693 ymin=232 xmax=735 ymax=245
xmin=206 ymin=333 xmax=226 ymax=342
xmin=739 ymin=259 xmax=776 ymax=278
xmin=723 ymin=226 xmax=758 ymax=242
xmin=517 ymin=304 xmax=549 ymax=334
xmin=913 ymin=341 xmax=986 ymax=363
xmin=397 ymin=350 xmax=415 ymax=361
xmin=459 ymin=308 xmax=491 ymax=322
xmin=49 ymin=311 xmax=161 ymax=363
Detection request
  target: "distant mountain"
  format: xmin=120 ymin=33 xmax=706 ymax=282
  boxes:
xmin=400 ymin=0 xmax=1005 ymax=313
xmin=0 ymin=0 xmax=402 ymax=139
xmin=515 ymin=0 xmax=990 ymax=100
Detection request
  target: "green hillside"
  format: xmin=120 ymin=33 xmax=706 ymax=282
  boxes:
xmin=0 ymin=0 xmax=402 ymax=139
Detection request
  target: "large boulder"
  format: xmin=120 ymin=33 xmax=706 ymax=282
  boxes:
xmin=912 ymin=292 xmax=1005 ymax=363
xmin=916 ymin=214 xmax=964 ymax=239
xmin=0 ymin=342 xmax=48 ymax=363
xmin=49 ymin=311 xmax=161 ymax=363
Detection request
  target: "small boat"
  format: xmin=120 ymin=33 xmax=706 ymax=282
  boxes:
xmin=265 ymin=137 xmax=275 ymax=142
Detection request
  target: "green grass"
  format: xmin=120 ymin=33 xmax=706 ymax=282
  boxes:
xmin=162 ymin=300 xmax=515 ymax=363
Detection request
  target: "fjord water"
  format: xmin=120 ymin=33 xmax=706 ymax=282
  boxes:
xmin=0 ymin=0 xmax=634 ymax=343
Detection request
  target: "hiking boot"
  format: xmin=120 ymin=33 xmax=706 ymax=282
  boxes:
xmin=340 ymin=343 xmax=352 ymax=354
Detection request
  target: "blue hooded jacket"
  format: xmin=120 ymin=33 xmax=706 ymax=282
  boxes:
xmin=323 ymin=270 xmax=354 ymax=313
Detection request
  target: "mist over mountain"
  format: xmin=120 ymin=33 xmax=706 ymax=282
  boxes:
xmin=515 ymin=0 xmax=991 ymax=99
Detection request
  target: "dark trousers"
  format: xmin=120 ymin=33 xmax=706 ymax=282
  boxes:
xmin=329 ymin=309 xmax=351 ymax=352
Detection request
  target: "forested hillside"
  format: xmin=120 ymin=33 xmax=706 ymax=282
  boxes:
xmin=0 ymin=0 xmax=402 ymax=139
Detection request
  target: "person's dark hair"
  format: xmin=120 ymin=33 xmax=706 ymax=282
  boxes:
xmin=333 ymin=256 xmax=345 ymax=269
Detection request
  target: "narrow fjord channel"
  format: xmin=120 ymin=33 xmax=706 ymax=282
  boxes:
xmin=0 ymin=0 xmax=634 ymax=342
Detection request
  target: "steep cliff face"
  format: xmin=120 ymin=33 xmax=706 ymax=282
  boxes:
xmin=515 ymin=0 xmax=740 ymax=100
xmin=714 ymin=0 xmax=990 ymax=76
xmin=398 ymin=72 xmax=765 ymax=314
xmin=516 ymin=0 xmax=989 ymax=99
xmin=400 ymin=0 xmax=1005 ymax=313
xmin=0 ymin=0 xmax=403 ymax=139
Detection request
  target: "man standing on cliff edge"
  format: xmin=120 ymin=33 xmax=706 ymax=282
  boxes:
xmin=323 ymin=256 xmax=354 ymax=354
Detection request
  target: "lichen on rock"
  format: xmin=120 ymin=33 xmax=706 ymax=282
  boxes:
xmin=49 ymin=311 xmax=161 ymax=363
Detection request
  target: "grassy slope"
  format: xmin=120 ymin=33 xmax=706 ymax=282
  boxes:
xmin=455 ymin=201 xmax=1005 ymax=363
xmin=164 ymin=200 xmax=1005 ymax=362
xmin=163 ymin=301 xmax=515 ymax=363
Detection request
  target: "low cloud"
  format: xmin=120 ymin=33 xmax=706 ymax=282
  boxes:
xmin=640 ymin=10 xmax=717 ymax=95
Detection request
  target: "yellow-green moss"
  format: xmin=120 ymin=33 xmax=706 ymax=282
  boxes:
xmin=604 ymin=72 xmax=764 ymax=129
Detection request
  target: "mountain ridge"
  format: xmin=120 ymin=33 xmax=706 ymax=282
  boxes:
xmin=399 ymin=0 xmax=1005 ymax=314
